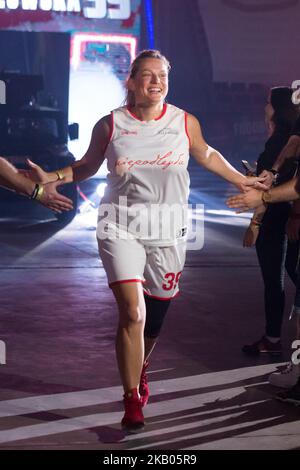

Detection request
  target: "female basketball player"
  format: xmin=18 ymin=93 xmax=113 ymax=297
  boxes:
xmin=27 ymin=50 xmax=265 ymax=431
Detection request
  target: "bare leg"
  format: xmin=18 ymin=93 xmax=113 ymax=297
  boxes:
xmin=112 ymin=282 xmax=146 ymax=393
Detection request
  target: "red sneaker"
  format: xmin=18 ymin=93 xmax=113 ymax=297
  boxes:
xmin=121 ymin=388 xmax=144 ymax=432
xmin=139 ymin=361 xmax=149 ymax=407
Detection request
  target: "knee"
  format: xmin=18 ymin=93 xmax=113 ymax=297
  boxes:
xmin=119 ymin=302 xmax=145 ymax=328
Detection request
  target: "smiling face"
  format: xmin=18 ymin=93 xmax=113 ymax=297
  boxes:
xmin=127 ymin=58 xmax=169 ymax=106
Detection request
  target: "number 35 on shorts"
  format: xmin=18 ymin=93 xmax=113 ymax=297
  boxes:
xmin=162 ymin=272 xmax=182 ymax=291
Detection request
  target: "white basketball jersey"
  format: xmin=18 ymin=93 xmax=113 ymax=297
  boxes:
xmin=99 ymin=103 xmax=190 ymax=245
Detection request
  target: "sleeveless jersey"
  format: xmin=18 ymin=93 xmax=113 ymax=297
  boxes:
xmin=99 ymin=103 xmax=190 ymax=245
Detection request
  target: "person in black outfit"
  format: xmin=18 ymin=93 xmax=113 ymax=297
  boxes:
xmin=227 ymin=113 xmax=300 ymax=395
xmin=242 ymin=87 xmax=300 ymax=355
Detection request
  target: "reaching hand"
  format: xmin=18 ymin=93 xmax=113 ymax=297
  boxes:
xmin=243 ymin=224 xmax=259 ymax=247
xmin=286 ymin=216 xmax=300 ymax=242
xmin=258 ymin=170 xmax=275 ymax=189
xmin=39 ymin=181 xmax=73 ymax=213
xmin=227 ymin=188 xmax=263 ymax=212
xmin=239 ymin=176 xmax=269 ymax=192
xmin=26 ymin=159 xmax=53 ymax=184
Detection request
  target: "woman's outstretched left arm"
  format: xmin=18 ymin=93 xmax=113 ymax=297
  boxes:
xmin=186 ymin=113 xmax=266 ymax=190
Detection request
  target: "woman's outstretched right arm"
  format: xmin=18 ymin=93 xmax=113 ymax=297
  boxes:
xmin=27 ymin=115 xmax=111 ymax=184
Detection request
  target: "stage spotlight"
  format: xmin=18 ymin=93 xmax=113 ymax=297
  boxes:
xmin=96 ymin=182 xmax=107 ymax=197
xmin=206 ymin=209 xmax=251 ymax=218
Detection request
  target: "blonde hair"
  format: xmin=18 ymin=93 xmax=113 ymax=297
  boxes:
xmin=125 ymin=49 xmax=171 ymax=106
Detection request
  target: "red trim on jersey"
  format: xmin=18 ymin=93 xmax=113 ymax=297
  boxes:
xmin=127 ymin=103 xmax=167 ymax=121
xmin=155 ymin=103 xmax=167 ymax=120
xmin=143 ymin=290 xmax=180 ymax=301
xmin=109 ymin=279 xmax=145 ymax=288
xmin=184 ymin=112 xmax=191 ymax=148
xmin=108 ymin=111 xmax=114 ymax=142
xmin=103 ymin=112 xmax=114 ymax=154
xmin=127 ymin=106 xmax=139 ymax=120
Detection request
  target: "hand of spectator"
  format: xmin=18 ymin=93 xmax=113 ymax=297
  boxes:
xmin=39 ymin=181 xmax=73 ymax=213
xmin=227 ymin=188 xmax=263 ymax=212
xmin=258 ymin=170 xmax=276 ymax=189
xmin=26 ymin=159 xmax=53 ymax=184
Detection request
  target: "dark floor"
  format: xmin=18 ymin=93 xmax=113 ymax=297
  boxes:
xmin=0 ymin=174 xmax=300 ymax=450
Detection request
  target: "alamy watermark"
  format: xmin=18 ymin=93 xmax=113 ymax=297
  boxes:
xmin=97 ymin=198 xmax=204 ymax=251
xmin=0 ymin=340 xmax=6 ymax=365
xmin=291 ymin=339 xmax=300 ymax=366
xmin=0 ymin=79 xmax=6 ymax=105
xmin=292 ymin=80 xmax=300 ymax=105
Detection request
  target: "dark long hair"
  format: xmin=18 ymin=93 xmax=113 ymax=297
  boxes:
xmin=270 ymin=87 xmax=300 ymax=134
xmin=125 ymin=50 xmax=171 ymax=106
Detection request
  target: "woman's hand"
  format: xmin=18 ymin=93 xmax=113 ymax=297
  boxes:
xmin=258 ymin=170 xmax=276 ymax=189
xmin=238 ymin=176 xmax=269 ymax=192
xmin=26 ymin=159 xmax=54 ymax=184
xmin=243 ymin=223 xmax=260 ymax=247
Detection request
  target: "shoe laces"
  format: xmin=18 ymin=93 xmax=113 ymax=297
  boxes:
xmin=140 ymin=362 xmax=148 ymax=387
xmin=140 ymin=374 xmax=147 ymax=387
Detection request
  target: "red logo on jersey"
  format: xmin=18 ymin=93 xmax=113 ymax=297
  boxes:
xmin=120 ymin=130 xmax=138 ymax=136
xmin=115 ymin=152 xmax=185 ymax=171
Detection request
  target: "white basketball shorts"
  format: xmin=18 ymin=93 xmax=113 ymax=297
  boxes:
xmin=97 ymin=229 xmax=186 ymax=300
